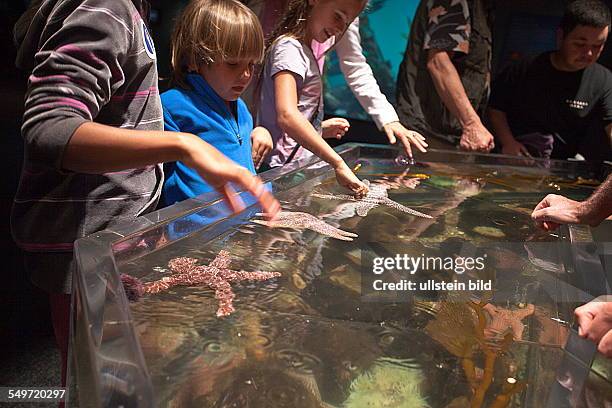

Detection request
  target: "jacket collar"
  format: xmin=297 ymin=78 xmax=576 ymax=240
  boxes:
xmin=186 ymin=73 xmax=235 ymax=117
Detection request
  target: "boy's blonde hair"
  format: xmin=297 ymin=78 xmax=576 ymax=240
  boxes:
xmin=171 ymin=0 xmax=264 ymax=88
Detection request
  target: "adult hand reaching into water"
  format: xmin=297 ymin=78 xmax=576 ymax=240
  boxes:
xmin=531 ymin=174 xmax=612 ymax=231
xmin=531 ymin=195 xmax=588 ymax=231
xmin=383 ymin=121 xmax=428 ymax=158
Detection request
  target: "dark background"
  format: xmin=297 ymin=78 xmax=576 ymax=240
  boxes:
xmin=1 ymin=0 xmax=611 ymax=386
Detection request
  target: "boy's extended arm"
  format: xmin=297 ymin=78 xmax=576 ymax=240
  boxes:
xmin=64 ymin=122 xmax=281 ymax=218
xmin=488 ymin=108 xmax=530 ymax=156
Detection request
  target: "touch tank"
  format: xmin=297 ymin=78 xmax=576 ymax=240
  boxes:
xmin=71 ymin=145 xmax=612 ymax=408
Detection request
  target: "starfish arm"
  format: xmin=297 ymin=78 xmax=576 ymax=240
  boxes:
xmin=209 ymin=250 xmax=232 ymax=269
xmin=308 ymin=221 xmax=357 ymax=241
xmin=311 ymin=193 xmax=343 ymax=201
xmin=517 ymin=304 xmax=536 ymax=319
xmin=312 ymin=193 xmax=359 ymax=202
xmin=219 ymin=269 xmax=281 ymax=283
xmin=238 ymin=271 xmax=282 ymax=281
xmin=511 ymin=320 xmax=525 ymax=340
xmin=252 ymin=219 xmax=299 ymax=229
xmin=144 ymin=275 xmax=186 ymax=294
xmin=167 ymin=257 xmax=200 ymax=274
xmin=381 ymin=198 xmax=433 ymax=218
xmin=355 ymin=202 xmax=378 ymax=217
xmin=252 ymin=219 xmax=273 ymax=227
xmin=210 ymin=280 xmax=236 ymax=317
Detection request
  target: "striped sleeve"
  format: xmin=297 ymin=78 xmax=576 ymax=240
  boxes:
xmin=21 ymin=0 xmax=136 ymax=170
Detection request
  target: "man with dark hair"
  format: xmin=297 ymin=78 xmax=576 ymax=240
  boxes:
xmin=396 ymin=0 xmax=495 ymax=152
xmin=488 ymin=0 xmax=612 ymax=160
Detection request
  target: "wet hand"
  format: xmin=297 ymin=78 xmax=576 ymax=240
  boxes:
xmin=382 ymin=121 xmax=427 ymax=158
xmin=322 ymin=117 xmax=350 ymax=140
xmin=531 ymin=194 xmax=584 ymax=231
xmin=334 ymin=162 xmax=368 ymax=198
xmin=180 ymin=133 xmax=280 ymax=220
xmin=251 ymin=126 xmax=273 ymax=170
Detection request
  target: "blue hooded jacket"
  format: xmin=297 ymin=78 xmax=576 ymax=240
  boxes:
xmin=161 ymin=73 xmax=256 ymax=206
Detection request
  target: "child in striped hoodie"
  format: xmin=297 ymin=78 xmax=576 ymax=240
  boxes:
xmin=12 ymin=0 xmax=279 ymax=386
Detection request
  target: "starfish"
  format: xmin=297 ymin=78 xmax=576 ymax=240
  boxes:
xmin=311 ymin=180 xmax=432 ymax=218
xmin=252 ymin=211 xmax=358 ymax=241
xmin=483 ymin=303 xmax=535 ymax=340
xmin=121 ymin=250 xmax=281 ymax=317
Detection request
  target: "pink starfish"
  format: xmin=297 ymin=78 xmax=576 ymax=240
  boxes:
xmin=483 ymin=303 xmax=535 ymax=340
xmin=312 ymin=180 xmax=432 ymax=218
xmin=252 ymin=211 xmax=358 ymax=241
xmin=121 ymin=250 xmax=281 ymax=317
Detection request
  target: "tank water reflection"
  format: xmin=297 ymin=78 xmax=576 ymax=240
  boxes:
xmin=110 ymin=149 xmax=610 ymax=407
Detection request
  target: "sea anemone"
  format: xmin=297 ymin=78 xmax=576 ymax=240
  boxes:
xmin=344 ymin=359 xmax=429 ymax=408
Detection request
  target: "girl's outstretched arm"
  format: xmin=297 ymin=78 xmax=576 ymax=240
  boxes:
xmin=273 ymin=71 xmax=367 ymax=197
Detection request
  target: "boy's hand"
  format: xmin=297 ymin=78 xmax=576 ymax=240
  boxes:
xmin=502 ymin=139 xmax=531 ymax=157
xmin=251 ymin=126 xmax=273 ymax=170
xmin=322 ymin=117 xmax=350 ymax=140
xmin=180 ymin=133 xmax=280 ymax=220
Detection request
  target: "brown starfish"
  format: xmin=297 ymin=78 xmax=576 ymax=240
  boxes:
xmin=252 ymin=211 xmax=358 ymax=241
xmin=312 ymin=180 xmax=432 ymax=218
xmin=121 ymin=250 xmax=281 ymax=317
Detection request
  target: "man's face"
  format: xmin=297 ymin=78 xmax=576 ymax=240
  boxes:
xmin=558 ymin=24 xmax=609 ymax=71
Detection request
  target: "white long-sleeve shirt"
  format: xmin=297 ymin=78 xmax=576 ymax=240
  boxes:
xmin=243 ymin=1 xmax=401 ymax=128
xmin=333 ymin=18 xmax=400 ymax=130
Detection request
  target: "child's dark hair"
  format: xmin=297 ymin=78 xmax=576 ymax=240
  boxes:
xmin=560 ymin=0 xmax=611 ymax=35
xmin=265 ymin=0 xmax=312 ymax=50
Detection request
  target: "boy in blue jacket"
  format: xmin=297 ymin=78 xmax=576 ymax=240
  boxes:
xmin=162 ymin=0 xmax=273 ymax=206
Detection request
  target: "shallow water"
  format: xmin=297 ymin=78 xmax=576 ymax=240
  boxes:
xmin=117 ymin=158 xmax=610 ymax=407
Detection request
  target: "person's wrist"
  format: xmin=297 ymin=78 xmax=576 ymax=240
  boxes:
xmin=176 ymin=132 xmax=201 ymax=164
xmin=331 ymin=158 xmax=348 ymax=171
xmin=576 ymin=201 xmax=597 ymax=226
xmin=579 ymin=200 xmax=606 ymax=227
xmin=326 ymin=152 xmax=345 ymax=169
xmin=461 ymin=116 xmax=482 ymax=131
